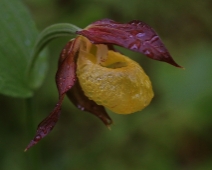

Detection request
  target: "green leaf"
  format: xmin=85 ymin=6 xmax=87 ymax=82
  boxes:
xmin=0 ymin=0 xmax=48 ymax=98
xmin=0 ymin=0 xmax=81 ymax=98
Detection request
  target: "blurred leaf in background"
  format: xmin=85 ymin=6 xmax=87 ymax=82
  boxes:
xmin=0 ymin=0 xmax=48 ymax=98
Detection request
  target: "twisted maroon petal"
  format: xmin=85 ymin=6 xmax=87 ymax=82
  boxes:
xmin=76 ymin=19 xmax=182 ymax=68
xmin=66 ymin=79 xmax=112 ymax=127
xmin=24 ymin=95 xmax=64 ymax=151
xmin=25 ymin=39 xmax=80 ymax=151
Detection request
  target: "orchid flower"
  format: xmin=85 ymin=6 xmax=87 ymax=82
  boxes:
xmin=25 ymin=19 xmax=181 ymax=151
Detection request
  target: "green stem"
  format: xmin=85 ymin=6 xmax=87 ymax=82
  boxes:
xmin=28 ymin=23 xmax=81 ymax=75
xmin=25 ymin=97 xmax=35 ymax=137
xmin=27 ymin=23 xmax=81 ymax=90
xmin=24 ymin=97 xmax=41 ymax=170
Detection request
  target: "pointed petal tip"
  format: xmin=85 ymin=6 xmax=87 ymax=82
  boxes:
xmin=105 ymin=119 xmax=113 ymax=129
xmin=24 ymin=140 xmax=37 ymax=152
xmin=171 ymin=61 xmax=184 ymax=69
xmin=161 ymin=54 xmax=183 ymax=69
xmin=24 ymin=147 xmax=30 ymax=152
xmin=102 ymin=117 xmax=113 ymax=127
xmin=172 ymin=62 xmax=184 ymax=69
xmin=177 ymin=65 xmax=184 ymax=69
xmin=172 ymin=61 xmax=184 ymax=69
xmin=107 ymin=125 xmax=112 ymax=130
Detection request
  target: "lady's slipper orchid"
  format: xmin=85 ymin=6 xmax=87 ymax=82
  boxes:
xmin=25 ymin=19 xmax=181 ymax=151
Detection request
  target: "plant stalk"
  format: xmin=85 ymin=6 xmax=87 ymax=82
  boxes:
xmin=24 ymin=97 xmax=41 ymax=170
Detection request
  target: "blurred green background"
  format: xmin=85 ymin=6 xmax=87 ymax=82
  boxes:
xmin=1 ymin=0 xmax=212 ymax=169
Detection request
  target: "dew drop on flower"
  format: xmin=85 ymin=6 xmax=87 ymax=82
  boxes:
xmin=129 ymin=44 xmax=138 ymax=50
xmin=34 ymin=135 xmax=41 ymax=142
xmin=136 ymin=32 xmax=145 ymax=38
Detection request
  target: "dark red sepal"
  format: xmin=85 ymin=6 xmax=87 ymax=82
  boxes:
xmin=76 ymin=19 xmax=182 ymax=68
xmin=56 ymin=38 xmax=80 ymax=95
xmin=25 ymin=39 xmax=79 ymax=151
xmin=24 ymin=95 xmax=64 ymax=151
xmin=66 ymin=79 xmax=112 ymax=128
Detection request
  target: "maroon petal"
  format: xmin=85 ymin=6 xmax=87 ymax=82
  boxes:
xmin=76 ymin=19 xmax=182 ymax=68
xmin=66 ymin=79 xmax=113 ymax=127
xmin=56 ymin=38 xmax=80 ymax=95
xmin=24 ymin=95 xmax=64 ymax=151
xmin=25 ymin=39 xmax=79 ymax=151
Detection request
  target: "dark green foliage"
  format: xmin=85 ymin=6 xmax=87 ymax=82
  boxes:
xmin=0 ymin=0 xmax=48 ymax=98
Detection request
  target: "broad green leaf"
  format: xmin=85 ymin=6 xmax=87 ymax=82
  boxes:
xmin=0 ymin=0 xmax=48 ymax=98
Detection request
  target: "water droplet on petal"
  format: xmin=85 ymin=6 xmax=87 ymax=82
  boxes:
xmin=130 ymin=44 xmax=138 ymax=50
xmin=136 ymin=33 xmax=145 ymax=38
xmin=77 ymin=104 xmax=85 ymax=111
xmin=34 ymin=135 xmax=41 ymax=142
xmin=144 ymin=50 xmax=150 ymax=55
xmin=144 ymin=50 xmax=153 ymax=57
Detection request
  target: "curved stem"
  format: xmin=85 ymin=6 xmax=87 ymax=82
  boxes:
xmin=28 ymin=23 xmax=82 ymax=79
